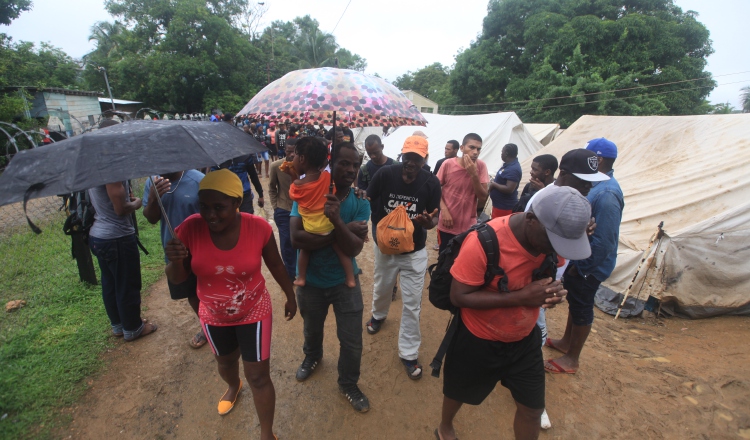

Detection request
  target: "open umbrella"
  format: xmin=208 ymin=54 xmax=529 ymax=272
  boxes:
xmin=0 ymin=120 xmax=266 ymax=231
xmin=239 ymin=67 xmax=427 ymax=128
xmin=239 ymin=67 xmax=427 ymax=192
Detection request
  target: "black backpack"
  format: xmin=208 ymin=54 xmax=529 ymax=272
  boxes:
xmin=426 ymin=222 xmax=560 ymax=378
xmin=62 ymin=191 xmax=96 ymax=245
xmin=427 ymin=223 xmax=506 ymax=377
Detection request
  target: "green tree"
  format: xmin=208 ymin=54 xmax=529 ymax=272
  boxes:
xmin=394 ymin=62 xmax=453 ymax=106
xmin=741 ymin=86 xmax=750 ymax=113
xmin=0 ymin=0 xmax=32 ymax=25
xmin=0 ymin=36 xmax=81 ymax=89
xmin=285 ymin=16 xmax=367 ymax=70
xmin=448 ymin=0 xmax=715 ymax=126
xmin=712 ymin=102 xmax=735 ymax=114
xmin=89 ymin=0 xmax=266 ymax=112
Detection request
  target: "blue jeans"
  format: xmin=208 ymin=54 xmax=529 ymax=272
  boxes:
xmin=89 ymin=234 xmax=144 ymax=338
xmin=296 ymin=278 xmax=363 ymax=387
xmin=274 ymin=208 xmax=296 ymax=281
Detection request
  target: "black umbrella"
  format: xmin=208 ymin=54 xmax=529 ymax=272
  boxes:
xmin=0 ymin=120 xmax=266 ymax=232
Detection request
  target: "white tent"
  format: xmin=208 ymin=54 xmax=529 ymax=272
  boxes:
xmin=524 ymin=123 xmax=560 ymax=145
xmin=378 ymin=112 xmax=543 ymax=174
xmin=522 ymin=114 xmax=750 ymax=318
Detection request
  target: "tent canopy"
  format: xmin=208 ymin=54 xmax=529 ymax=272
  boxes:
xmin=524 ymin=114 xmax=750 ymax=318
xmin=524 ymin=123 xmax=560 ymax=146
xmin=376 ymin=112 xmax=543 ymax=174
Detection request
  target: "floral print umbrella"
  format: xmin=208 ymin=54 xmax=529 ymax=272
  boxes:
xmin=238 ymin=67 xmax=427 ymax=128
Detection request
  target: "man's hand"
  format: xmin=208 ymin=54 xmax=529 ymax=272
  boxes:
xmin=523 ymin=277 xmax=566 ymax=308
xmin=587 ymin=217 xmax=596 ymax=236
xmin=441 ymin=209 xmax=453 ymax=229
xmin=353 ymin=187 xmax=369 ymax=200
xmin=257 ymin=196 xmax=265 ymax=208
xmin=323 ymin=193 xmax=341 ymax=224
xmin=151 ymin=176 xmax=171 ymax=198
xmin=529 ymin=177 xmax=545 ymax=191
xmin=415 ymin=208 xmax=439 ymax=229
xmin=463 ymin=154 xmax=478 ymax=178
xmin=165 ymin=237 xmax=188 ymax=262
xmin=130 ymin=196 xmax=143 ymax=210
xmin=347 ymin=220 xmax=368 ymax=240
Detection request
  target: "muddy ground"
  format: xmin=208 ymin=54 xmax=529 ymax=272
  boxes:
xmin=58 ymin=178 xmax=750 ymax=440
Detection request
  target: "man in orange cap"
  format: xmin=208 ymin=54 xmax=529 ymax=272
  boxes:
xmin=365 ymin=136 xmax=442 ymax=380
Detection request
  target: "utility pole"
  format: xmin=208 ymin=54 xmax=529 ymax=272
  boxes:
xmin=99 ymin=67 xmax=116 ymax=111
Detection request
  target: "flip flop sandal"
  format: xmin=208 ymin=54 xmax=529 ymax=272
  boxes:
xmin=189 ymin=330 xmax=207 ymax=349
xmin=218 ymin=381 xmax=242 ymax=415
xmin=544 ymin=359 xmax=577 ymax=374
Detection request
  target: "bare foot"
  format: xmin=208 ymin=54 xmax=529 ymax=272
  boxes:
xmin=221 ymin=382 xmax=241 ymax=403
xmin=545 ymin=337 xmax=569 ymax=354
xmin=293 ymin=278 xmax=306 ymax=287
xmin=544 ymin=356 xmax=578 ymax=374
xmin=437 ymin=424 xmax=458 ymax=440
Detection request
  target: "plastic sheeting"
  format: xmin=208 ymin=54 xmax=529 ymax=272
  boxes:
xmin=521 ymin=114 xmax=750 ymax=318
xmin=378 ymin=112 xmax=544 ymax=175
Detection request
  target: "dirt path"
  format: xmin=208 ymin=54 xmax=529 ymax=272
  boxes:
xmin=59 ymin=180 xmax=750 ymax=439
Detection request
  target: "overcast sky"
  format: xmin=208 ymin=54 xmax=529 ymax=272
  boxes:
xmin=3 ymin=0 xmax=748 ymax=108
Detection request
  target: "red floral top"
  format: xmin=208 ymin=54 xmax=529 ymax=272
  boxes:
xmin=176 ymin=213 xmax=272 ymax=326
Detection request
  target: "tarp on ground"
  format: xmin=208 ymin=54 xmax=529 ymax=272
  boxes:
xmin=521 ymin=114 xmax=750 ymax=318
xmin=524 ymin=123 xmax=560 ymax=145
xmin=378 ymin=112 xmax=544 ymax=174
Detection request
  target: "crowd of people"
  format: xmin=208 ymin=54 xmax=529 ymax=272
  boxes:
xmin=85 ymin=113 xmax=624 ymax=439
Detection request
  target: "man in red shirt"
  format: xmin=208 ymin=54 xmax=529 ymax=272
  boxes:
xmin=437 ymin=133 xmax=490 ymax=253
xmin=436 ymin=185 xmax=592 ymax=440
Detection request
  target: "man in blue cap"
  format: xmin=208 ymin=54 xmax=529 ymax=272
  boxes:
xmin=544 ymin=138 xmax=624 ymax=374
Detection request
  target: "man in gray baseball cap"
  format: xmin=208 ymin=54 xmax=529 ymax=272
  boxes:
xmin=436 ymin=185 xmax=590 ymax=440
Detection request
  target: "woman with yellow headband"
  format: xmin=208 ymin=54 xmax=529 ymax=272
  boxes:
xmin=165 ymin=168 xmax=296 ymax=439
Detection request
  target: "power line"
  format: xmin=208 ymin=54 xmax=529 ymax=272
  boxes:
xmin=441 ymin=70 xmax=750 ymax=109
xmin=444 ymin=79 xmax=750 ymax=114
xmin=331 ymin=0 xmax=353 ymax=35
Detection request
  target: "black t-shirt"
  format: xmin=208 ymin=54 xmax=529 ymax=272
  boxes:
xmin=367 ymin=164 xmax=442 ymax=252
xmin=358 ymin=157 xmax=395 ymax=191
xmin=433 ymin=157 xmax=447 ymax=175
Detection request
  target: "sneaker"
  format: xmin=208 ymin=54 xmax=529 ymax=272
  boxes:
xmin=366 ymin=316 xmax=384 ymax=335
xmin=339 ymin=384 xmax=370 ymax=413
xmin=400 ymin=358 xmax=423 ymax=380
xmin=295 ymin=356 xmax=321 ymax=382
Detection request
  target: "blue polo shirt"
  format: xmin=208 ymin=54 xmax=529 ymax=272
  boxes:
xmin=489 ymin=158 xmax=522 ymax=210
xmin=291 ymin=194 xmax=370 ymax=289
xmin=143 ymin=170 xmax=204 ymax=262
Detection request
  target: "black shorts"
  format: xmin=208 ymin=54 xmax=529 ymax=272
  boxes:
xmin=443 ymin=319 xmax=545 ymax=409
xmin=167 ymin=273 xmax=197 ymax=300
xmin=203 ymin=316 xmax=272 ymax=362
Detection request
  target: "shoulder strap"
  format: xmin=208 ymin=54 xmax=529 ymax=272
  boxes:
xmin=474 ymin=223 xmax=508 ymax=291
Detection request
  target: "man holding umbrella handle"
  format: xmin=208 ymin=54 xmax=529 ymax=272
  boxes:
xmin=144 ymin=171 xmax=207 ymax=349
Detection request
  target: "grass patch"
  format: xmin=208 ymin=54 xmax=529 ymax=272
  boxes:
xmin=0 ymin=199 xmax=165 ymax=439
